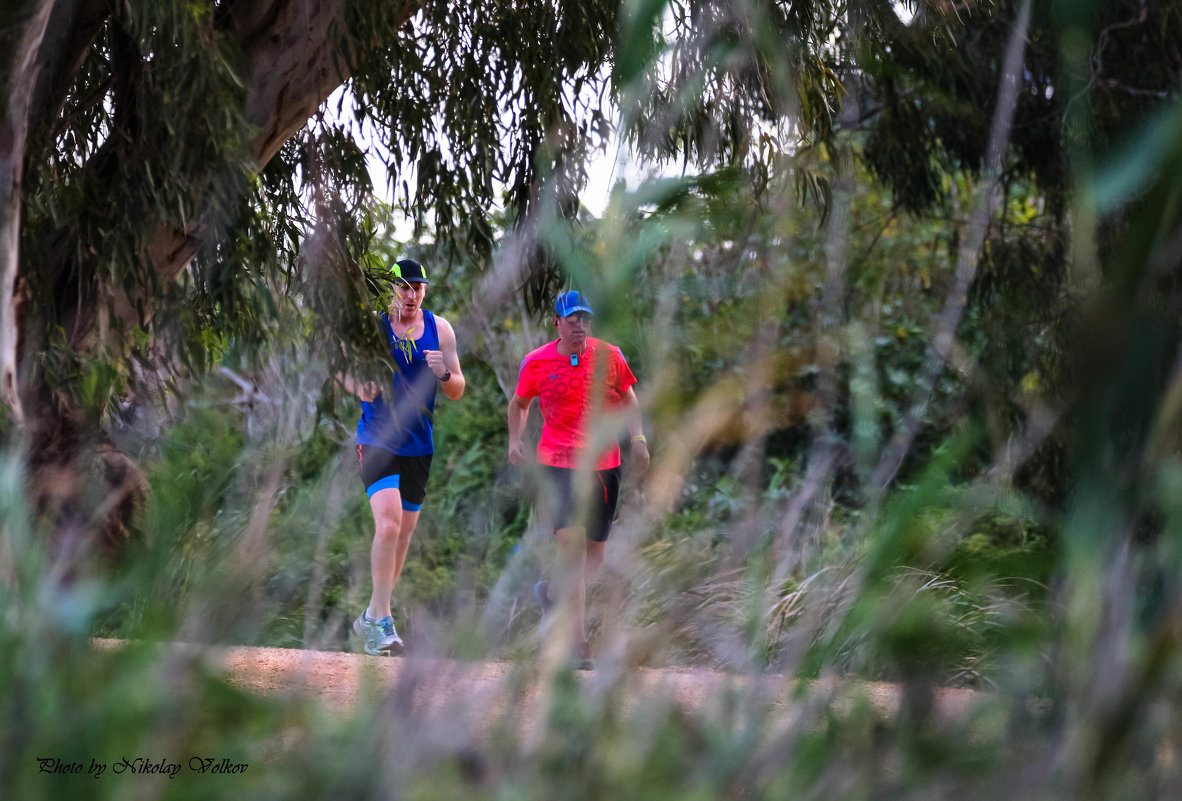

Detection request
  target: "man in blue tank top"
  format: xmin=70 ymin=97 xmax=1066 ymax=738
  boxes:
xmin=337 ymin=258 xmax=465 ymax=655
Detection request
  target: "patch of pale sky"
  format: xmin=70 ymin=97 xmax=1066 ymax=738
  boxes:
xmin=329 ymin=1 xmax=918 ymax=236
xmin=325 ymin=83 xmax=645 ymax=242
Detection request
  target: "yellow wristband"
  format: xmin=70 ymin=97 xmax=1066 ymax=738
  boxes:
xmin=631 ymin=434 xmax=647 ymax=444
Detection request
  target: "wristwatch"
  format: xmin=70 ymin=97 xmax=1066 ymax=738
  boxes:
xmin=440 ymin=370 xmax=452 ymax=383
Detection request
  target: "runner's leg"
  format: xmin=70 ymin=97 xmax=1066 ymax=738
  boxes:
xmin=554 ymin=524 xmax=591 ymax=655
xmin=390 ymin=509 xmax=420 ymax=589
xmin=367 ymin=488 xmax=404 ymax=620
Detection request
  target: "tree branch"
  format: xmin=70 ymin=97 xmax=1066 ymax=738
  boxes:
xmin=137 ymin=0 xmax=423 ymax=288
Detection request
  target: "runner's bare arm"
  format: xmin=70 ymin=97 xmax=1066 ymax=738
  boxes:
xmin=622 ymin=386 xmax=649 ymax=476
xmin=428 ymin=315 xmax=466 ymax=401
xmin=336 ymin=373 xmax=381 ymax=402
xmin=507 ymin=394 xmax=534 ymax=465
xmin=334 ymin=312 xmax=384 ymax=401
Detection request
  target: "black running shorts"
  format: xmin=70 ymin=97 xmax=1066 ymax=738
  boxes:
xmin=540 ymin=464 xmax=621 ymax=543
xmin=358 ymin=445 xmax=433 ymax=511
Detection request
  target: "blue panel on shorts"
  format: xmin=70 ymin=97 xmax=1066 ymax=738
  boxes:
xmin=402 ymin=500 xmax=422 ymax=512
xmin=366 ymin=474 xmax=400 ymax=498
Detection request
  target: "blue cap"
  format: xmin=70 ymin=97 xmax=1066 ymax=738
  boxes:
xmin=555 ymin=290 xmax=594 ymax=317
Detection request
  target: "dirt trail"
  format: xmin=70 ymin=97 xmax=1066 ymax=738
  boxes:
xmin=95 ymin=639 xmax=980 ymax=731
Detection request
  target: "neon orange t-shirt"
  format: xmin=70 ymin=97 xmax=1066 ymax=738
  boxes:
xmin=514 ymin=337 xmax=637 ymax=470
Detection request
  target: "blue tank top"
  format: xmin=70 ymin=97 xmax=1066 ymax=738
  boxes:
xmin=356 ymin=310 xmax=440 ymax=456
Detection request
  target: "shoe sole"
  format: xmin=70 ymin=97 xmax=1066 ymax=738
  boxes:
xmin=360 ymin=641 xmax=404 ymax=656
xmin=354 ymin=619 xmax=405 ymax=656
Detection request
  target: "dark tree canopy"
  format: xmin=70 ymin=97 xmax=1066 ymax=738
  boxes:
xmin=861 ymin=0 xmax=1182 ymax=218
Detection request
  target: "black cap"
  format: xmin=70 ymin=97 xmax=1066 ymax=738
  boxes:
xmin=392 ymin=258 xmax=429 ymax=285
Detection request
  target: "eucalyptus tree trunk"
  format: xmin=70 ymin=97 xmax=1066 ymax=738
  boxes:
xmin=0 ymin=0 xmax=55 ymax=424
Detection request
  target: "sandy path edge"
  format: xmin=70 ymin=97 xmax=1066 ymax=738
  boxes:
xmin=92 ymin=638 xmax=981 ymax=729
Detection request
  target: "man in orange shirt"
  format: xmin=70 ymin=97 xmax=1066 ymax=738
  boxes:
xmin=507 ymin=290 xmax=649 ymax=669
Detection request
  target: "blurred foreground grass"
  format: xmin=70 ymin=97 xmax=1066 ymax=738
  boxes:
xmin=4 ymin=406 xmax=1182 ymax=801
xmin=7 ymin=260 xmax=1182 ymax=801
xmin=9 ymin=95 xmax=1182 ymax=801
